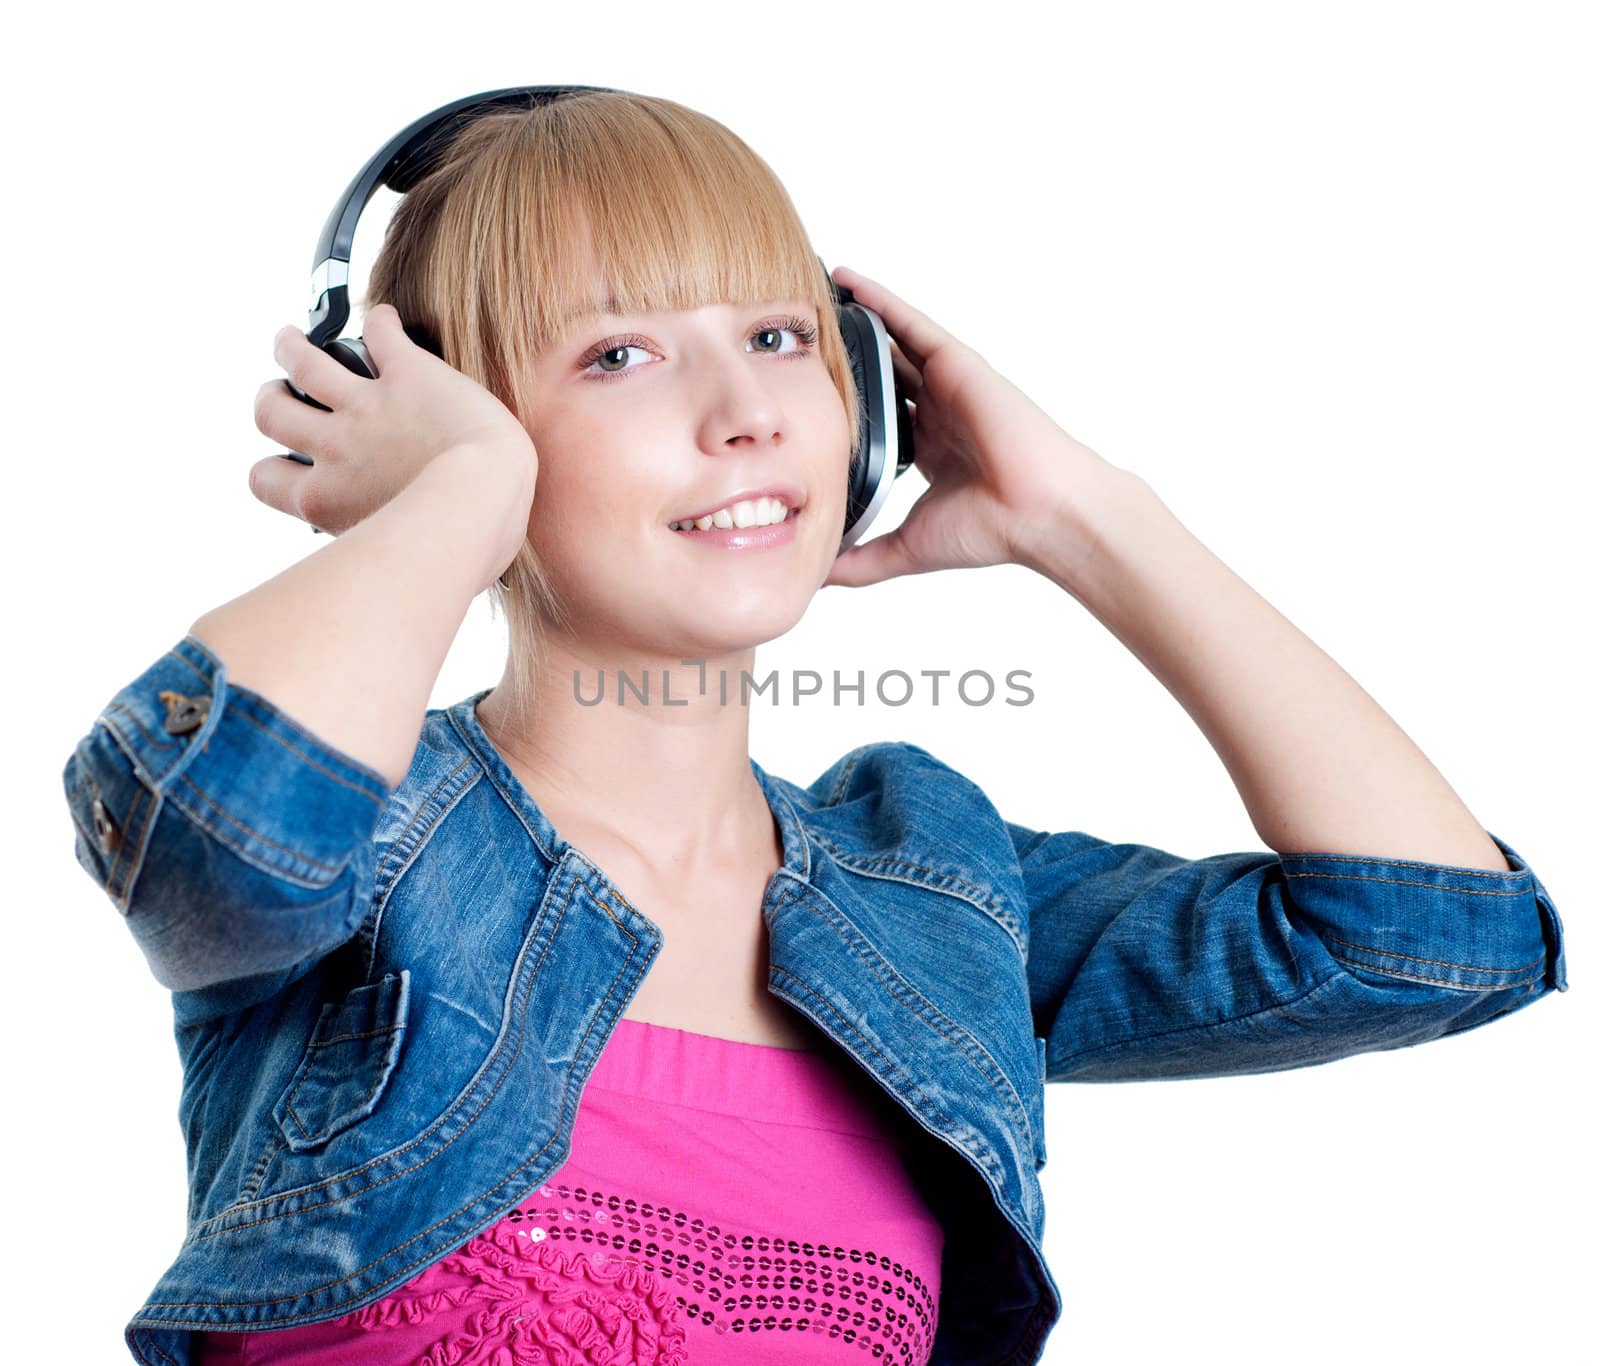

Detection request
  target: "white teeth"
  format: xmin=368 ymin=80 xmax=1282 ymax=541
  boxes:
xmin=670 ymin=496 xmax=792 ymax=532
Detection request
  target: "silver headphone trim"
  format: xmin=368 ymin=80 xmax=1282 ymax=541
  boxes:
xmin=837 ymin=304 xmax=902 ymax=554
xmin=310 ymin=258 xmax=351 ymax=313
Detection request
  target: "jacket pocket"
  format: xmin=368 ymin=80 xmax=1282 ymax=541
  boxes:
xmin=272 ymin=971 xmax=410 ymax=1152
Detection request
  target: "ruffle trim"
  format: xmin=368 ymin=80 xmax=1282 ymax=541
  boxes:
xmin=335 ymin=1220 xmax=689 ymax=1365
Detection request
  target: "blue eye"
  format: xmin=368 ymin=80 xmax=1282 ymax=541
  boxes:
xmin=578 ymin=315 xmax=820 ymax=384
xmin=747 ymin=317 xmax=820 ymax=356
xmin=583 ymin=341 xmax=651 ymax=377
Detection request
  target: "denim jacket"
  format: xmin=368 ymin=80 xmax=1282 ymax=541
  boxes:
xmin=61 ymin=635 xmax=1568 ymax=1366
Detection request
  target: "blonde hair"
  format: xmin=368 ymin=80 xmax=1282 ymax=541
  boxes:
xmin=363 ymin=90 xmax=860 ymax=727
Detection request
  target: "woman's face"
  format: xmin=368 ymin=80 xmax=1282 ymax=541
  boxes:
xmin=522 ymin=283 xmax=853 ymax=660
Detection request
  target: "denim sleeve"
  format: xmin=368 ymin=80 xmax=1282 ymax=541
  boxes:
xmin=61 ymin=635 xmax=391 ymax=1000
xmin=1010 ymin=824 xmax=1568 ymax=1082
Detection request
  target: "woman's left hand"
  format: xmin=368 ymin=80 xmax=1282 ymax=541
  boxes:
xmin=824 ymin=265 xmax=1127 ymax=588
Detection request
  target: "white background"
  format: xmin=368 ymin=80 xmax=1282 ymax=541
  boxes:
xmin=3 ymin=2 xmax=1593 ymax=1361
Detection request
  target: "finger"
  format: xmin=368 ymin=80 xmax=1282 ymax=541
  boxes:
xmin=254 ymin=376 xmax=336 ymax=458
xmin=246 ymin=449 xmax=317 ymax=526
xmin=357 ymin=302 xmax=404 ymax=372
xmin=272 ymin=324 xmax=365 ymax=411
xmin=824 ymin=528 xmax=922 ymax=589
xmin=888 ymin=338 xmax=922 ymax=398
xmin=832 ymin=265 xmax=954 ymax=371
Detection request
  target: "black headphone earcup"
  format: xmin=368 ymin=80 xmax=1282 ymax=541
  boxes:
xmin=327 ymin=336 xmax=378 ymax=380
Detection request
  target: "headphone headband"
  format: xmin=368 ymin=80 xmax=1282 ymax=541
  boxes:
xmin=306 ymin=85 xmax=624 ymax=347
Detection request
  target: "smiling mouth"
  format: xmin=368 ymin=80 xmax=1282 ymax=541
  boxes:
xmin=667 ymin=505 xmax=802 ymax=544
xmin=668 ymin=501 xmax=799 ymax=533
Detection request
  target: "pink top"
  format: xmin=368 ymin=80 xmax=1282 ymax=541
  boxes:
xmin=191 ymin=1016 xmax=944 ymax=1364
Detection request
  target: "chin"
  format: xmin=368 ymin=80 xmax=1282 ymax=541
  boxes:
xmin=658 ymin=594 xmax=810 ymax=656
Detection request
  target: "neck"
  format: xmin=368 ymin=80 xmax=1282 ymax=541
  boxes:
xmin=475 ymin=633 xmax=776 ymax=880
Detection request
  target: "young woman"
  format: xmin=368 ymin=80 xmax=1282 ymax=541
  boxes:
xmin=63 ymin=89 xmax=1566 ymax=1366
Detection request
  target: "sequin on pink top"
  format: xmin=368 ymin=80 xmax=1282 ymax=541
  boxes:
xmin=191 ymin=1016 xmax=945 ymax=1364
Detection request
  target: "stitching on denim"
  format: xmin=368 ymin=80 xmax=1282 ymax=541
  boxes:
xmin=362 ymin=758 xmax=480 ymax=987
xmin=1054 ymin=973 xmax=1346 ymax=1069
xmin=105 ymin=701 xmax=177 ymax=755
xmin=783 ymin=878 xmax=1031 ymax=1135
xmin=107 ymin=780 xmax=155 ymax=903
xmin=193 ymin=860 xmax=569 ymax=1236
xmin=219 ymin=682 xmax=391 ymax=792
xmin=307 ymin=1023 xmax=404 ymax=1048
xmin=176 ymin=1112 xmax=559 ymax=1305
xmin=373 ymin=755 xmax=477 ymax=895
xmin=827 ymin=847 xmax=1004 ymax=907
xmin=194 ymin=951 xmax=554 ymax=1230
xmin=103 ymin=780 xmax=136 ymax=896
xmin=283 ymin=1023 xmax=405 ymax=1141
xmin=1322 ymin=935 xmax=1546 ymax=975
xmin=444 ymin=709 xmax=562 ymax=868
xmin=1282 ymin=868 xmax=1528 ymax=895
xmin=764 ymin=777 xmax=813 ymax=881
xmin=124 ymin=781 xmax=162 ymax=902
xmin=173 ymin=771 xmax=350 ymax=877
xmin=773 ymin=882 xmax=1032 ymax=1147
xmin=187 ymin=866 xmax=597 ymax=1237
xmin=156 ymin=891 xmax=643 ymax=1316
xmin=1326 ymin=950 xmax=1542 ymax=991
xmin=236 ymin=1129 xmax=285 ymax=1205
xmin=790 ymin=789 xmax=814 ymax=882
xmin=130 ymin=1329 xmax=181 ymax=1366
xmin=230 ymin=704 xmax=386 ymax=806
xmin=561 ymin=910 xmax=649 ymax=1131
xmin=155 ymin=1108 xmax=567 ymax=1320
xmin=808 ymin=831 xmax=1008 ymax=915
xmin=810 ymin=830 xmax=1026 ymax=958
xmin=66 ymin=772 xmax=92 ymax=802
xmin=825 ymin=745 xmax=868 ymax=808
xmin=173 ymin=645 xmax=214 ymax=689
xmin=109 ymin=669 xmax=383 ymax=805
xmin=283 ymin=1095 xmax=314 ymax=1142
xmin=1279 ymin=849 xmax=1530 ymax=877
xmin=769 ymin=959 xmax=1022 ymax=1267
xmin=768 ymin=966 xmax=962 ymax=1140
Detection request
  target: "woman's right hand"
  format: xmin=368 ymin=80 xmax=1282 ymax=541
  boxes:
xmin=249 ymin=303 xmax=539 ymax=557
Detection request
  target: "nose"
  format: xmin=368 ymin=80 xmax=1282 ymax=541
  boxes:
xmin=695 ymin=345 xmax=787 ymax=454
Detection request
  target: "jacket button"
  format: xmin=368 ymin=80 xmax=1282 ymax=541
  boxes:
xmin=158 ymin=690 xmax=210 ymax=735
xmin=91 ymin=795 xmax=122 ymax=855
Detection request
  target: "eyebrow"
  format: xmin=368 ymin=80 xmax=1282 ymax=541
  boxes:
xmin=557 ymin=297 xmax=628 ymax=333
xmin=553 ymin=296 xmax=817 ymax=344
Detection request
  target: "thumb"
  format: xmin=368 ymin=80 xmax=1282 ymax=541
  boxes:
xmin=359 ymin=303 xmax=408 ymax=368
xmin=824 ymin=530 xmax=915 ymax=588
xmin=361 ymin=303 xmax=432 ymax=369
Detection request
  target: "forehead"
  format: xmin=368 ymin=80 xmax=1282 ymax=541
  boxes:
xmin=543 ymin=208 xmax=818 ymax=343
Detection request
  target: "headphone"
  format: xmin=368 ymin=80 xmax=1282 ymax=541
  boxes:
xmin=280 ymin=84 xmax=915 ymax=557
